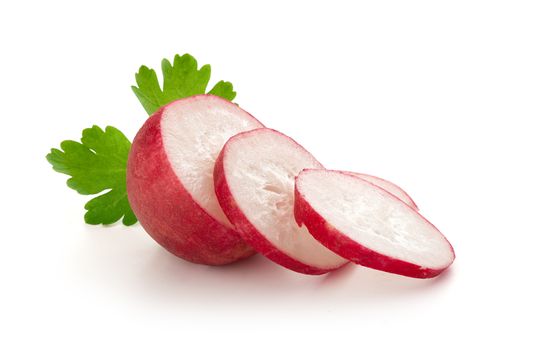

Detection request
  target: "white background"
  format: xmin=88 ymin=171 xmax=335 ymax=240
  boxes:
xmin=1 ymin=1 xmax=532 ymax=349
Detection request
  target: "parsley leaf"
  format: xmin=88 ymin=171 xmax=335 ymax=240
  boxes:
xmin=132 ymin=53 xmax=237 ymax=115
xmin=46 ymin=125 xmax=137 ymax=226
xmin=48 ymin=54 xmax=236 ymax=226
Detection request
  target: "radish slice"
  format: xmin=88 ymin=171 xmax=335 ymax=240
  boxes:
xmin=343 ymin=172 xmax=419 ymax=210
xmin=294 ymin=169 xmax=455 ymax=278
xmin=127 ymin=95 xmax=264 ymax=265
xmin=214 ymin=129 xmax=348 ymax=274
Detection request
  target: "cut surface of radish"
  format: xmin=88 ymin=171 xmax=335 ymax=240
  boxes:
xmin=294 ymin=169 xmax=454 ymax=278
xmin=161 ymin=95 xmax=263 ymax=227
xmin=344 ymin=172 xmax=418 ymax=210
xmin=214 ymin=129 xmax=347 ymax=274
xmin=127 ymin=95 xmax=264 ymax=265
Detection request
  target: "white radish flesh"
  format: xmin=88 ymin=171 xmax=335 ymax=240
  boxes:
xmin=294 ymin=169 xmax=454 ymax=278
xmin=214 ymin=128 xmax=347 ymax=274
xmin=345 ymin=172 xmax=418 ymax=210
xmin=161 ymin=95 xmax=263 ymax=227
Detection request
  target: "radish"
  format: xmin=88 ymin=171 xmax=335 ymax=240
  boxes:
xmin=127 ymin=95 xmax=264 ymax=265
xmin=294 ymin=169 xmax=455 ymax=278
xmin=344 ymin=172 xmax=418 ymax=210
xmin=214 ymin=128 xmax=348 ymax=275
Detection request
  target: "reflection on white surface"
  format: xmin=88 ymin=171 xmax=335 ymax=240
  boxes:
xmin=76 ymin=224 xmax=453 ymax=311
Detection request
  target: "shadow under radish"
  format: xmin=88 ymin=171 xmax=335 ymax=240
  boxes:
xmin=75 ymin=224 xmax=455 ymax=312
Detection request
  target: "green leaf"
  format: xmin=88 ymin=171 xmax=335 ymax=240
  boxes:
xmin=46 ymin=125 xmax=137 ymax=226
xmin=132 ymin=53 xmax=237 ymax=115
xmin=208 ymin=81 xmax=237 ymax=101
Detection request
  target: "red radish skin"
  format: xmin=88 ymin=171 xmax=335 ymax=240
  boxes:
xmin=214 ymin=129 xmax=348 ymax=275
xmin=127 ymin=95 xmax=263 ymax=265
xmin=343 ymin=172 xmax=419 ymax=210
xmin=294 ymin=170 xmax=455 ymax=278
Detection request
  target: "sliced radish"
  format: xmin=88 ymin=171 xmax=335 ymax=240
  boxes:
xmin=214 ymin=128 xmax=347 ymax=274
xmin=294 ymin=169 xmax=455 ymax=278
xmin=127 ymin=95 xmax=264 ymax=265
xmin=344 ymin=172 xmax=419 ymax=210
